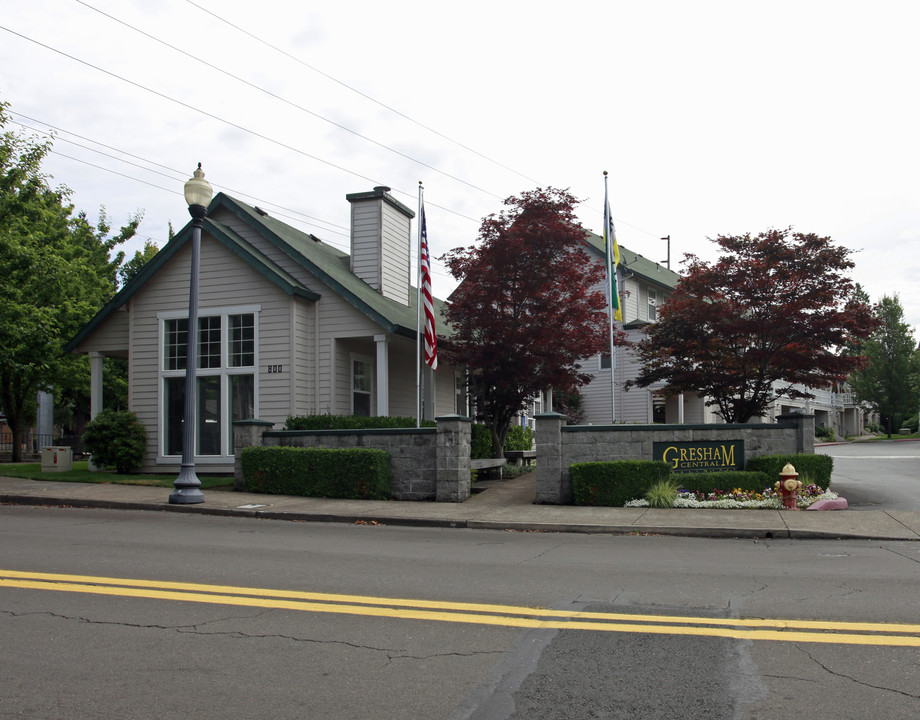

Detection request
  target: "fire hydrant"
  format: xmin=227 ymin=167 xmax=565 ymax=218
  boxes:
xmin=775 ymin=463 xmax=802 ymax=510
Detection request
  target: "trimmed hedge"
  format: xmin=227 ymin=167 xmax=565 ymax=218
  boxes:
xmin=571 ymin=460 xmax=670 ymax=507
xmin=674 ymin=471 xmax=773 ymax=495
xmin=240 ymin=446 xmax=392 ymax=499
xmin=746 ymin=453 xmax=833 ymax=490
xmin=284 ymin=414 xmax=435 ymax=430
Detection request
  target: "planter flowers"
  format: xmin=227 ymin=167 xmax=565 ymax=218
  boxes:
xmin=625 ymin=484 xmax=838 ymax=510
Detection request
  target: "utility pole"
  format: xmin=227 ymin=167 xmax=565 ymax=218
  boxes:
xmin=661 ymin=235 xmax=671 ymax=269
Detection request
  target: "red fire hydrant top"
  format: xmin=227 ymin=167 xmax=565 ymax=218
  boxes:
xmin=775 ymin=462 xmax=802 ymax=510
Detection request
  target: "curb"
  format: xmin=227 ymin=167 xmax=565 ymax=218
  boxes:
xmin=4 ymin=493 xmax=915 ymax=542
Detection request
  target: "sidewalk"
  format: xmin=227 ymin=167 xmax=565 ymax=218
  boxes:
xmin=2 ymin=473 xmax=919 ymax=541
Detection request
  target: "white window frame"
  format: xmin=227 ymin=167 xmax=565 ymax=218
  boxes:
xmin=157 ymin=304 xmax=260 ymax=464
xmin=350 ymin=353 xmax=373 ymax=416
xmin=647 ymin=288 xmax=658 ymax=321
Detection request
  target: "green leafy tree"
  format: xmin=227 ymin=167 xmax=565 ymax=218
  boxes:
xmin=849 ymin=295 xmax=920 ymax=436
xmin=119 ymin=238 xmax=159 ymax=286
xmin=0 ymin=101 xmax=140 ymax=459
xmin=628 ymin=228 xmax=877 ymax=423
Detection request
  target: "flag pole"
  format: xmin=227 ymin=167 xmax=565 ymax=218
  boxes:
xmin=416 ymin=181 xmax=423 ymax=428
xmin=604 ymin=171 xmax=618 ymax=424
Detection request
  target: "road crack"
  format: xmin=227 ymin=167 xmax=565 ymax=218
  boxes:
xmin=792 ymin=644 xmax=920 ymax=699
xmin=2 ymin=609 xmax=505 ymax=659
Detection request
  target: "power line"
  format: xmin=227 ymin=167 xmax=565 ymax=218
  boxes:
xmin=185 ymin=0 xmax=547 ymax=189
xmin=0 ymin=24 xmax=481 ymax=225
xmin=11 ymin=113 xmax=351 ymax=238
xmin=75 ymin=0 xmax=505 ymax=203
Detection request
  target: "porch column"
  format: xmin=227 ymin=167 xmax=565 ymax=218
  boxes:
xmin=374 ymin=334 xmax=389 ymax=417
xmin=88 ymin=351 xmax=105 ymax=471
xmin=677 ymin=393 xmax=685 ymax=424
xmin=89 ymin=351 xmax=104 ymax=420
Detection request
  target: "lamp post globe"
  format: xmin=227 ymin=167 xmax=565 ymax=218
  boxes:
xmin=169 ymin=164 xmax=213 ymax=505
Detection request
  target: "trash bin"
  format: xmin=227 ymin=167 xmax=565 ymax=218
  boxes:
xmin=41 ymin=446 xmax=73 ymax=472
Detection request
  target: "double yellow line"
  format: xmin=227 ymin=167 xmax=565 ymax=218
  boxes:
xmin=2 ymin=569 xmax=918 ymax=647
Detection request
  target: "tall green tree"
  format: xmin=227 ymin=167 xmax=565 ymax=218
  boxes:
xmin=119 ymin=238 xmax=159 ymax=287
xmin=0 ymin=101 xmax=140 ymax=459
xmin=849 ymin=295 xmax=919 ymax=436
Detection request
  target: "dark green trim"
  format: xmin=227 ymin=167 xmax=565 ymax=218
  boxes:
xmin=264 ymin=428 xmax=436 ymax=438
xmin=63 ymin=208 xmax=321 ymax=353
xmin=582 ymin=230 xmax=680 ymax=291
xmin=562 ymin=423 xmax=795 ymax=432
xmin=215 ymin=194 xmax=436 ymax=337
xmin=66 ymin=191 xmax=448 ymax=355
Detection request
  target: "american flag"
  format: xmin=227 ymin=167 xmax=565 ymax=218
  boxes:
xmin=420 ymin=205 xmax=437 ymax=369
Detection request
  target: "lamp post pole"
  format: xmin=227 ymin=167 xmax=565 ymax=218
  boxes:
xmin=170 ymin=164 xmax=212 ymax=505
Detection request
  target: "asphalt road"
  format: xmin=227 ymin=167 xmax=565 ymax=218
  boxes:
xmin=817 ymin=440 xmax=920 ymax=510
xmin=2 ymin=505 xmax=919 ymax=719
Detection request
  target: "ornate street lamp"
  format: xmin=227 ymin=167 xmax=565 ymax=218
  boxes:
xmin=170 ymin=164 xmax=213 ymax=504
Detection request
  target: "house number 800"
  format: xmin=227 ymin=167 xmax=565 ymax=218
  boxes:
xmin=267 ymin=365 xmax=283 ymax=373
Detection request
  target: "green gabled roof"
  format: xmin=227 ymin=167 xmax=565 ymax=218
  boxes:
xmin=214 ymin=194 xmax=451 ymax=340
xmin=582 ymin=230 xmax=681 ymax=291
xmin=65 ymin=192 xmax=451 ymax=353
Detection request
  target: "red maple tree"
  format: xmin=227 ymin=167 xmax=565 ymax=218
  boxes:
xmin=441 ymin=188 xmax=612 ymax=455
xmin=629 ymin=228 xmax=877 ymax=423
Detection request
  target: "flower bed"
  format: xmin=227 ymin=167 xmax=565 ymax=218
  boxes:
xmin=625 ymin=484 xmax=839 ymax=510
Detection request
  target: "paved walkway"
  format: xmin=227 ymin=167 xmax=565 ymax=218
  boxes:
xmin=2 ymin=473 xmax=919 ymax=541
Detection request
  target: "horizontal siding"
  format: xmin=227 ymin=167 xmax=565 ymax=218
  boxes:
xmin=350 ymin=202 xmax=381 ymax=290
xmin=386 ymin=338 xmax=419 ymax=418
xmin=380 ymin=205 xmax=410 ymax=304
xmin=128 ymin=236 xmax=293 ymax=470
xmin=74 ymin=306 xmax=130 ymax=354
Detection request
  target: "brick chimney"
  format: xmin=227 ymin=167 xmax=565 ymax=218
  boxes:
xmin=346 ymin=186 xmax=415 ymax=306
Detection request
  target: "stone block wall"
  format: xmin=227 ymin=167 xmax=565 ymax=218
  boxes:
xmin=233 ymin=416 xmax=472 ymax=502
xmin=535 ymin=412 xmax=816 ymax=504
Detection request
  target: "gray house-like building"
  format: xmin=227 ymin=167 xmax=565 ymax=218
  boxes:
xmin=66 ymin=186 xmax=462 ymax=474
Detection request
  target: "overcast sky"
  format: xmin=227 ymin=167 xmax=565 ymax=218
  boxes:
xmin=3 ymin=0 xmax=918 ymax=336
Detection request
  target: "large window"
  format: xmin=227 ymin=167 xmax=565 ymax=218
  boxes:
xmin=160 ymin=306 xmax=258 ymax=460
xmin=647 ymin=288 xmax=658 ymax=321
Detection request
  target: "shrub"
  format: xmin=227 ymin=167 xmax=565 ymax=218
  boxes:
xmin=675 ymin=471 xmax=773 ymax=495
xmin=284 ymin=414 xmax=434 ymax=430
xmin=240 ymin=446 xmax=391 ymax=499
xmin=82 ymin=409 xmax=147 ymax=473
xmin=815 ymin=425 xmax=835 ymax=442
xmin=746 ymin=453 xmax=833 ymax=490
xmin=645 ymin=479 xmax=680 ymax=508
xmin=571 ymin=460 xmax=670 ymax=507
xmin=504 ymin=425 xmax=534 ymax=452
xmin=471 ymin=423 xmax=493 ymax=459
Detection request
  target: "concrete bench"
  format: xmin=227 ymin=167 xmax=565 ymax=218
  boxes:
xmin=471 ymin=457 xmax=506 ymax=479
xmin=503 ymin=450 xmax=536 ymax=466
